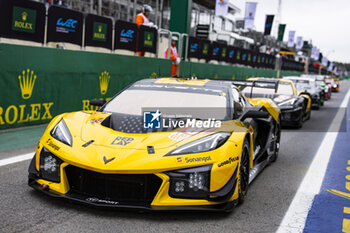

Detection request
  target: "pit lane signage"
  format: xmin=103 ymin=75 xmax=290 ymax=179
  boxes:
xmin=47 ymin=6 xmax=83 ymax=46
xmin=92 ymin=22 xmax=107 ymax=42
xmin=144 ymin=31 xmax=154 ymax=48
xmin=114 ymin=20 xmax=138 ymax=52
xmin=12 ymin=6 xmax=36 ymax=34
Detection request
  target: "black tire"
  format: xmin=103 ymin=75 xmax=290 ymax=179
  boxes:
xmin=306 ymin=109 xmax=311 ymax=120
xmin=238 ymin=138 xmax=250 ymax=204
xmin=270 ymin=118 xmax=281 ymax=163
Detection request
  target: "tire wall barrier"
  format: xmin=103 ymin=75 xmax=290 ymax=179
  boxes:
xmin=0 ymin=43 xmax=300 ymax=130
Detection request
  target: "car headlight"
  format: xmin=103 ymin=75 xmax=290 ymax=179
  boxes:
xmin=333 ymin=84 xmax=337 ymax=88
xmin=51 ymin=119 xmax=72 ymax=146
xmin=278 ymin=99 xmax=296 ymax=106
xmin=39 ymin=147 xmax=63 ymax=183
xmin=167 ymin=132 xmax=231 ymax=156
xmin=166 ymin=165 xmax=211 ymax=199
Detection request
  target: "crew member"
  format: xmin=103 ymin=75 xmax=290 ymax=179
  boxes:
xmin=164 ymin=37 xmax=181 ymax=77
xmin=135 ymin=4 xmax=153 ymax=56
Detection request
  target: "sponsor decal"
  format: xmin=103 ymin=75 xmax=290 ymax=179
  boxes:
xmin=177 ymin=157 xmax=183 ymax=163
xmin=217 ymin=156 xmax=239 ymax=167
xmin=87 ymin=118 xmax=104 ymax=124
xmin=92 ymin=22 xmax=107 ymax=42
xmin=111 ymin=136 xmax=134 ymax=146
xmin=103 ymin=156 xmax=115 ymax=164
xmin=144 ymin=31 xmax=154 ymax=48
xmin=143 ymin=110 xmax=161 ymax=129
xmin=120 ymin=29 xmax=134 ymax=43
xmin=12 ymin=6 xmax=36 ymax=34
xmin=185 ymin=156 xmax=211 ymax=163
xmin=56 ymin=18 xmax=77 ymax=33
xmin=99 ymin=71 xmax=110 ymax=95
xmin=86 ymin=197 xmax=119 ymax=205
xmin=0 ymin=69 xmax=54 ymax=126
xmin=46 ymin=138 xmax=60 ymax=151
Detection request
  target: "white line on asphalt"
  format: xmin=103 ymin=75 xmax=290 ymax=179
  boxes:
xmin=0 ymin=152 xmax=34 ymax=167
xmin=276 ymin=88 xmax=350 ymax=233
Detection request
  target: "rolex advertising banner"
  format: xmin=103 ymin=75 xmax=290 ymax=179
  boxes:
xmin=244 ymin=2 xmax=257 ymax=29
xmin=0 ymin=43 xmax=301 ymax=130
xmin=115 ymin=20 xmax=138 ymax=52
xmin=296 ymin=36 xmax=303 ymax=50
xmin=47 ymin=6 xmax=84 ymax=46
xmin=287 ymin=30 xmax=296 ymax=47
xmin=138 ymin=25 xmax=157 ymax=54
xmin=187 ymin=37 xmax=201 ymax=59
xmin=263 ymin=15 xmax=274 ymax=35
xmin=220 ymin=44 xmax=228 ymax=62
xmin=84 ymin=14 xmax=113 ymax=50
xmin=277 ymin=24 xmax=286 ymax=42
xmin=0 ymin=0 xmax=45 ymax=43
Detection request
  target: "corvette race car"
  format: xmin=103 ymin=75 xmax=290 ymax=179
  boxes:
xmin=284 ymin=76 xmax=324 ymax=109
xmin=241 ymin=78 xmax=311 ymax=128
xmin=28 ymin=77 xmax=281 ymax=211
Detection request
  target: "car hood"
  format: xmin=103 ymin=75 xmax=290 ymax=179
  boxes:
xmin=40 ymin=111 xmax=242 ymax=173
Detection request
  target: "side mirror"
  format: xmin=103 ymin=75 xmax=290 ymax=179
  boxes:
xmin=239 ymin=109 xmax=269 ymax=122
xmin=90 ymin=99 xmax=106 ymax=107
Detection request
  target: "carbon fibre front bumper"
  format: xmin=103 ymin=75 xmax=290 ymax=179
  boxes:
xmin=28 ymin=154 xmax=239 ymax=212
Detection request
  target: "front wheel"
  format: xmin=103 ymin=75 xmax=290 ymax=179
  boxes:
xmin=238 ymin=139 xmax=250 ymax=204
xmin=270 ymin=118 xmax=281 ymax=163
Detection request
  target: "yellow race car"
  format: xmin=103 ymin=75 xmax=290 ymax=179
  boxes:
xmin=28 ymin=78 xmax=281 ymax=211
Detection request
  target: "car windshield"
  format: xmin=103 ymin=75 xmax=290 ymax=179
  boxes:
xmin=104 ymin=88 xmax=230 ymax=120
xmin=290 ymin=79 xmax=311 ymax=90
xmin=241 ymin=82 xmax=294 ymax=96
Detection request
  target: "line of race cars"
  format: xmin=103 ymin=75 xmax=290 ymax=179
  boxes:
xmin=27 ymin=75 xmax=340 ymax=211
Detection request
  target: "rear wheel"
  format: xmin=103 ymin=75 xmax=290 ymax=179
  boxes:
xmin=238 ymin=139 xmax=250 ymax=204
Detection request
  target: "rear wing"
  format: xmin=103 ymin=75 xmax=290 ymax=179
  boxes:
xmin=232 ymin=80 xmax=279 ymax=98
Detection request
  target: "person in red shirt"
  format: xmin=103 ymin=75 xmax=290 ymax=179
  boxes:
xmin=135 ymin=5 xmax=152 ymax=56
xmin=164 ymin=37 xmax=180 ymax=77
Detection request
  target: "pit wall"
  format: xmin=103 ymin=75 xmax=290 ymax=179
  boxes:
xmin=0 ymin=43 xmax=300 ymax=130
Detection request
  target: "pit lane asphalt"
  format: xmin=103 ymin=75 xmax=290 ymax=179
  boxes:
xmin=0 ymin=81 xmax=349 ymax=233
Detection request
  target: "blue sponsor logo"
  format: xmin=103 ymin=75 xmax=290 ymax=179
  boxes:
xmin=56 ymin=18 xmax=77 ymax=28
xmin=111 ymin=136 xmax=134 ymax=146
xmin=190 ymin=43 xmax=198 ymax=52
xmin=143 ymin=110 xmax=161 ymax=129
xmin=229 ymin=50 xmax=235 ymax=57
xmin=120 ymin=29 xmax=134 ymax=42
xmin=213 ymin=47 xmax=219 ymax=55
xmin=120 ymin=29 xmax=134 ymax=38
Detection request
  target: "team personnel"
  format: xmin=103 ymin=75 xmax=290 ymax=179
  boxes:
xmin=164 ymin=37 xmax=181 ymax=77
xmin=135 ymin=4 xmax=152 ymax=56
